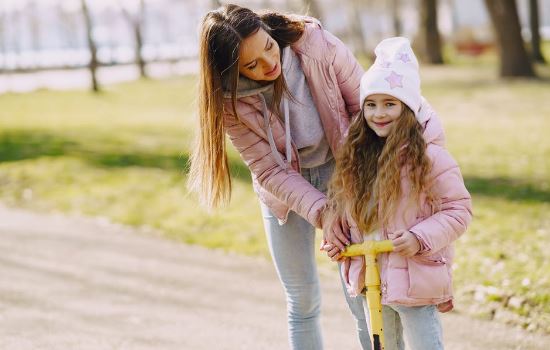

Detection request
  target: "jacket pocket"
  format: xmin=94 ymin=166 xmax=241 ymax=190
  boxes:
xmin=407 ymin=256 xmax=451 ymax=299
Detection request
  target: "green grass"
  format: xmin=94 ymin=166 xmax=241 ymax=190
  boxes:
xmin=1 ymin=63 xmax=549 ymax=333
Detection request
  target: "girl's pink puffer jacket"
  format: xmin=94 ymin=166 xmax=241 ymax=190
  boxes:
xmin=342 ymin=110 xmax=473 ymax=306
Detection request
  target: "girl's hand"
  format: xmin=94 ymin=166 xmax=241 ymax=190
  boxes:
xmin=389 ymin=230 xmax=420 ymax=257
xmin=320 ymin=241 xmax=343 ymax=262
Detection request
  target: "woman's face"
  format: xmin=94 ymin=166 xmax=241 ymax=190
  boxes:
xmin=238 ymin=28 xmax=281 ymax=81
xmin=363 ymin=94 xmax=404 ymax=138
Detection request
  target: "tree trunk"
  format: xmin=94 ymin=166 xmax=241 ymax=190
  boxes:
xmin=211 ymin=0 xmax=221 ymax=10
xmin=391 ymin=0 xmax=402 ymax=36
xmin=347 ymin=0 xmax=368 ymax=58
xmin=484 ymin=0 xmax=536 ymax=77
xmin=81 ymin=0 xmax=100 ymax=92
xmin=29 ymin=1 xmax=41 ymax=59
xmin=135 ymin=0 xmax=147 ymax=78
xmin=420 ymin=0 xmax=444 ymax=64
xmin=120 ymin=0 xmax=147 ymax=79
xmin=303 ymin=0 xmax=322 ymax=20
xmin=529 ymin=0 xmax=546 ymax=63
xmin=0 ymin=11 xmax=5 ymax=73
xmin=286 ymin=0 xmax=296 ymax=11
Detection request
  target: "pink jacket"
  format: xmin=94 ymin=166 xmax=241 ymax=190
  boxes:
xmin=342 ymin=109 xmax=473 ymax=306
xmin=223 ymin=20 xmax=363 ymax=227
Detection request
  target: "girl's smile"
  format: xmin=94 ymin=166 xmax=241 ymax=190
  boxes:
xmin=372 ymin=120 xmax=393 ymax=128
xmin=364 ymin=94 xmax=404 ymax=137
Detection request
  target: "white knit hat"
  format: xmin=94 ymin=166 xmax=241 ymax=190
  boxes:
xmin=360 ymin=37 xmax=423 ymax=121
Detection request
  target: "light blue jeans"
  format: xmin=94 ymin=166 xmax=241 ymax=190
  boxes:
xmin=382 ymin=304 xmax=444 ymax=350
xmin=260 ymin=159 xmax=371 ymax=350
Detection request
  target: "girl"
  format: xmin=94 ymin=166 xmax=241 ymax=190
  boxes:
xmin=323 ymin=37 xmax=473 ymax=350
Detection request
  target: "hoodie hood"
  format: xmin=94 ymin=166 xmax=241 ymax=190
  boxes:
xmin=418 ymin=97 xmax=445 ymax=147
xmin=223 ymin=75 xmax=273 ymax=99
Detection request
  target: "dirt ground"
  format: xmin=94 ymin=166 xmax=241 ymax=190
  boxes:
xmin=0 ymin=205 xmax=548 ymax=350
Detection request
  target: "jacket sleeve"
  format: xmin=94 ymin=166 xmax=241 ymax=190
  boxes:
xmin=323 ymin=30 xmax=365 ymax=116
xmin=341 ymin=213 xmax=365 ymax=297
xmin=409 ymin=146 xmax=473 ymax=254
xmin=224 ymin=108 xmax=327 ymax=227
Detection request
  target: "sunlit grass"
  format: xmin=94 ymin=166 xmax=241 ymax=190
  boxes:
xmin=0 ymin=64 xmax=549 ymax=332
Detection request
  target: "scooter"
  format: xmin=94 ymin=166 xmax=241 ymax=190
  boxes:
xmin=341 ymin=240 xmax=394 ymax=350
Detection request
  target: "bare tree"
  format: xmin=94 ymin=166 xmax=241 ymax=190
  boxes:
xmin=286 ymin=0 xmax=297 ymax=11
xmin=28 ymin=1 xmax=41 ymax=56
xmin=390 ymin=0 xmax=402 ymax=36
xmin=347 ymin=0 xmax=368 ymax=58
xmin=81 ymin=0 xmax=100 ymax=92
xmin=420 ymin=0 xmax=444 ymax=64
xmin=302 ymin=0 xmax=322 ymax=20
xmin=529 ymin=0 xmax=546 ymax=63
xmin=58 ymin=5 xmax=80 ymax=50
xmin=0 ymin=10 xmax=5 ymax=73
xmin=211 ymin=0 xmax=222 ymax=9
xmin=120 ymin=0 xmax=148 ymax=79
xmin=484 ymin=0 xmax=535 ymax=77
xmin=11 ymin=9 xmax=22 ymax=57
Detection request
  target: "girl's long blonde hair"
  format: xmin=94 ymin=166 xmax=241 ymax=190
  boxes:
xmin=187 ymin=4 xmax=304 ymax=209
xmin=327 ymin=105 xmax=436 ymax=233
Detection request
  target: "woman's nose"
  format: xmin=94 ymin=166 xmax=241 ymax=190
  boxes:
xmin=262 ymin=53 xmax=277 ymax=68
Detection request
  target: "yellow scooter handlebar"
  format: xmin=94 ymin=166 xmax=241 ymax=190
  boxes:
xmin=340 ymin=240 xmax=394 ymax=257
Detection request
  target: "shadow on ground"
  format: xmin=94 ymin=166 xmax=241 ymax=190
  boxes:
xmin=0 ymin=129 xmax=252 ymax=182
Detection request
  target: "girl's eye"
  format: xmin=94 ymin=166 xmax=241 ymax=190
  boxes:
xmin=366 ymin=103 xmax=376 ymax=108
xmin=386 ymin=103 xmax=395 ymax=107
xmin=267 ymin=42 xmax=274 ymax=50
xmin=248 ymin=62 xmax=257 ymax=70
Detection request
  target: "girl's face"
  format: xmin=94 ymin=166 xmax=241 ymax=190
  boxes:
xmin=238 ymin=28 xmax=281 ymax=82
xmin=363 ymin=94 xmax=404 ymax=138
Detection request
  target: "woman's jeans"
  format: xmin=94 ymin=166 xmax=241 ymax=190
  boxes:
xmin=260 ymin=160 xmax=370 ymax=350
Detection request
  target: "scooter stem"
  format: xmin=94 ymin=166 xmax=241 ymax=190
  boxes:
xmin=341 ymin=240 xmax=394 ymax=350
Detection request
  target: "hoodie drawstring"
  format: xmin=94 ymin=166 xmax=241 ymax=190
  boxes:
xmin=260 ymin=93 xmax=292 ymax=171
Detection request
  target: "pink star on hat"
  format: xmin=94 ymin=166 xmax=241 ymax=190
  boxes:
xmin=385 ymin=71 xmax=403 ymax=89
xmin=397 ymin=52 xmax=411 ymax=63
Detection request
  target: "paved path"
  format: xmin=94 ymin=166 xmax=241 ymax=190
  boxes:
xmin=0 ymin=205 xmax=548 ymax=349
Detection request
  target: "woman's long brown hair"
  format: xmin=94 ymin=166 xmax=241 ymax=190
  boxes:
xmin=187 ymin=4 xmax=305 ymax=209
xmin=327 ymin=105 xmax=436 ymax=233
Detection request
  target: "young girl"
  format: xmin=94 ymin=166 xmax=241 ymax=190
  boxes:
xmin=323 ymin=37 xmax=473 ymax=349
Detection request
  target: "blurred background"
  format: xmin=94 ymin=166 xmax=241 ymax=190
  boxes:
xmin=0 ymin=0 xmax=549 ymax=337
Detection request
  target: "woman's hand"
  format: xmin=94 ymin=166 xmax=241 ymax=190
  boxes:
xmin=320 ymin=211 xmax=351 ymax=252
xmin=389 ymin=230 xmax=420 ymax=257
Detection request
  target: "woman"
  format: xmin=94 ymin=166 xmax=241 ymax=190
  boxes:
xmin=188 ymin=3 xmax=373 ymax=349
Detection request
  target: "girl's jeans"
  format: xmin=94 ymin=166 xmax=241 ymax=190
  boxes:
xmin=382 ymin=304 xmax=444 ymax=350
xmin=341 ymin=275 xmax=444 ymax=350
xmin=260 ymin=160 xmax=370 ymax=350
